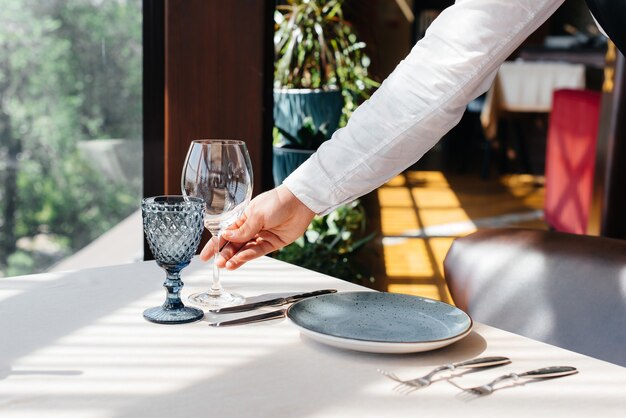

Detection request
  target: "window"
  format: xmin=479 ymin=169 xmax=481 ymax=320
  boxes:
xmin=0 ymin=0 xmax=143 ymax=277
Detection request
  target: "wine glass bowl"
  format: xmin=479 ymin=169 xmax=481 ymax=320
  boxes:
xmin=182 ymin=139 xmax=253 ymax=308
xmin=142 ymin=195 xmax=205 ymax=324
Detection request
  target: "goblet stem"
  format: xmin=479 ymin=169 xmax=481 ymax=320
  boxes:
xmin=210 ymin=232 xmax=224 ymax=296
xmin=162 ymin=270 xmax=185 ymax=310
xmin=144 ymin=267 xmax=203 ymax=324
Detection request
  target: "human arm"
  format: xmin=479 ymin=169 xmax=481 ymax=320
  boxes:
xmin=203 ymin=0 xmax=566 ymax=268
xmin=284 ymin=0 xmax=565 ymax=214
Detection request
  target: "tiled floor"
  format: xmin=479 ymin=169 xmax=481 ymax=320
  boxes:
xmin=365 ymin=170 xmax=546 ymax=304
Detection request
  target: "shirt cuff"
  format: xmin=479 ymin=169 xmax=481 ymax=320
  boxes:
xmin=282 ymin=152 xmax=351 ymax=215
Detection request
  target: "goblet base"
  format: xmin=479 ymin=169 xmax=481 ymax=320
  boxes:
xmin=188 ymin=290 xmax=244 ymax=308
xmin=143 ymin=306 xmax=204 ymax=324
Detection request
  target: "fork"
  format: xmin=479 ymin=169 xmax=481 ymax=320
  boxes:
xmin=379 ymin=356 xmax=511 ymax=393
xmin=460 ymin=366 xmax=578 ymax=397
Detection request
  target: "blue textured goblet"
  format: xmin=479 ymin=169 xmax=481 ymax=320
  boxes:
xmin=142 ymin=195 xmax=205 ymax=324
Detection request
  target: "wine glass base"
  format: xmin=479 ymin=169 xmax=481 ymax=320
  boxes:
xmin=143 ymin=306 xmax=205 ymax=324
xmin=188 ymin=290 xmax=245 ymax=308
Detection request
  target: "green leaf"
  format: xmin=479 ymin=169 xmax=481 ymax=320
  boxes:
xmin=273 ymin=0 xmax=378 ymax=111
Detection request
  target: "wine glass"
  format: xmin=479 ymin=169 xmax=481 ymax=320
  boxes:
xmin=181 ymin=139 xmax=253 ymax=308
xmin=142 ymin=195 xmax=205 ymax=324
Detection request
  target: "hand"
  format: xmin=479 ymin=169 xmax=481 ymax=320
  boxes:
xmin=199 ymin=185 xmax=315 ymax=270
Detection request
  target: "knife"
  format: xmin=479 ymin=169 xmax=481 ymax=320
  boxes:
xmin=208 ymin=289 xmax=337 ymax=313
xmin=208 ymin=309 xmax=287 ymax=327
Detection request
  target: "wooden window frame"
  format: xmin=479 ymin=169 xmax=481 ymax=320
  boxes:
xmin=142 ymin=0 xmax=274 ymax=259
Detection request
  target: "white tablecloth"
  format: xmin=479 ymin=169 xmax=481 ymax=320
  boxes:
xmin=1 ymin=257 xmax=625 ymax=417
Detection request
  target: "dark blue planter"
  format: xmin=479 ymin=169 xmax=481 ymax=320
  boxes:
xmin=272 ymin=146 xmax=315 ymax=186
xmin=273 ymin=88 xmax=344 ymax=142
xmin=273 ymin=88 xmax=343 ymax=186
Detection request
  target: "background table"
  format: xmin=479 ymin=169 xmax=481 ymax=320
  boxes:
xmin=478 ymin=61 xmax=587 ymax=174
xmin=1 ymin=257 xmax=625 ymax=417
xmin=481 ymin=61 xmax=586 ymax=140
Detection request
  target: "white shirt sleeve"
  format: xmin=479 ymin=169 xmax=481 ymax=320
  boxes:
xmin=283 ymin=0 xmax=565 ymax=215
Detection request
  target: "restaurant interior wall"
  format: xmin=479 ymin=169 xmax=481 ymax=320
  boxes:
xmin=142 ymin=0 xmax=274 ymax=259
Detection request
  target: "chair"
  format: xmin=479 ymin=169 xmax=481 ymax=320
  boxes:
xmin=544 ymin=89 xmax=601 ymax=234
xmin=443 ymin=228 xmax=626 ymax=367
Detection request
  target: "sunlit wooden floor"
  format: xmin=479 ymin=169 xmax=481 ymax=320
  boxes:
xmin=367 ymin=170 xmax=547 ymax=304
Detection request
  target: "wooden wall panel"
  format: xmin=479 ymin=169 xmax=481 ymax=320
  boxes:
xmin=164 ymin=0 xmax=273 ymax=196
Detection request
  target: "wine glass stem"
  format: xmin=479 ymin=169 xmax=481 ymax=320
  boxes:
xmin=210 ymin=232 xmax=224 ymax=296
xmin=163 ymin=271 xmax=184 ymax=310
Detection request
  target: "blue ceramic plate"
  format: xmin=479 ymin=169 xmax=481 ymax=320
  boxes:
xmin=287 ymin=292 xmax=473 ymax=353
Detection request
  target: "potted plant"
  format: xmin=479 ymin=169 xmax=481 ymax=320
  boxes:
xmin=272 ymin=0 xmax=377 ymax=186
xmin=273 ymin=199 xmax=376 ymax=284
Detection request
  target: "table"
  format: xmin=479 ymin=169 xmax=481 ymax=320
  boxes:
xmin=478 ymin=61 xmax=587 ymax=173
xmin=481 ymin=61 xmax=586 ymax=140
xmin=1 ymin=257 xmax=625 ymax=417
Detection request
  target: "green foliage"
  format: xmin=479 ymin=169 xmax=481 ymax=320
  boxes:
xmin=6 ymin=251 xmax=35 ymax=277
xmin=273 ymin=1 xmax=379 ymax=281
xmin=17 ymin=149 xmax=137 ymax=250
xmin=56 ymin=0 xmax=142 ymax=139
xmin=0 ymin=0 xmax=142 ymax=274
xmin=273 ymin=200 xmax=376 ymax=283
xmin=275 ymin=116 xmax=329 ymax=149
xmin=274 ymin=0 xmax=379 ymax=120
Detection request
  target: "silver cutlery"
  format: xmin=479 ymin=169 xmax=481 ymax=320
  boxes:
xmin=209 ymin=289 xmax=337 ymax=314
xmin=379 ymin=356 xmax=511 ymax=393
xmin=208 ymin=309 xmax=287 ymax=327
xmin=460 ymin=366 xmax=578 ymax=397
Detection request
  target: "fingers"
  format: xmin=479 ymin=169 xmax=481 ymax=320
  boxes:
xmin=215 ymin=240 xmax=246 ymax=267
xmin=221 ymin=212 xmax=262 ymax=243
xmin=198 ymin=187 xmax=313 ymax=269
xmin=198 ymin=235 xmax=229 ymax=262
xmin=223 ymin=231 xmax=285 ymax=270
xmin=199 ymin=237 xmax=216 ymax=261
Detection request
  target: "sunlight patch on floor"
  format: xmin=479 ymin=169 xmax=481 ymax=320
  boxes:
xmin=377 ymin=188 xmax=413 ymax=207
xmin=418 ymin=208 xmax=474 ymax=227
xmin=387 ymin=283 xmax=448 ymax=301
xmin=376 ymin=171 xmax=546 ymax=305
xmin=382 ymin=238 xmax=434 ymax=277
xmin=411 ymin=188 xmax=461 ymax=209
xmin=379 ymin=208 xmax=420 ymax=235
